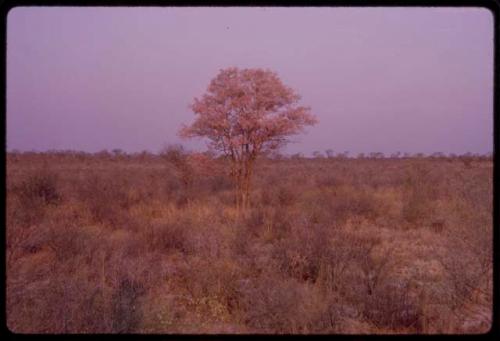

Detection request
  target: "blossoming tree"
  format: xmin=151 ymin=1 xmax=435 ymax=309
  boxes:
xmin=179 ymin=67 xmax=317 ymax=209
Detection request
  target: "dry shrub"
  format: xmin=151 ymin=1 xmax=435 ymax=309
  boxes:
xmin=243 ymin=206 xmax=266 ymax=232
xmin=11 ymin=170 xmax=61 ymax=225
xmin=161 ymin=144 xmax=195 ymax=188
xmin=17 ymin=170 xmax=61 ymax=206
xmin=259 ymin=187 xmax=273 ymax=206
xmin=402 ymin=190 xmax=432 ymax=224
xmin=302 ymin=187 xmax=379 ymax=225
xmin=8 ymin=255 xmax=119 ymax=334
xmin=338 ymin=189 xmax=379 ymax=218
xmin=164 ymin=173 xmax=182 ymax=194
xmin=162 ymin=147 xmax=227 ymax=199
xmin=208 ymin=174 xmax=233 ymax=193
xmin=138 ymin=285 xmax=184 ymax=333
xmin=187 ymin=258 xmax=242 ymax=322
xmin=145 ymin=221 xmax=193 ymax=254
xmin=273 ymin=222 xmax=331 ymax=283
xmin=233 ymin=217 xmax=259 ymax=258
xmin=188 ymin=223 xmax=230 ymax=260
xmin=77 ymin=173 xmax=131 ymax=226
xmin=238 ymin=275 xmax=305 ymax=333
xmin=7 ymin=223 xmax=47 ymax=265
xmin=401 ymin=167 xmax=436 ymax=224
xmin=46 ymin=224 xmax=103 ymax=261
xmin=315 ymin=174 xmax=343 ymax=188
xmin=256 ymin=180 xmax=297 ymax=208
xmin=241 ymin=205 xmax=288 ymax=241
xmin=461 ymin=157 xmax=473 ymax=168
xmin=174 ymin=192 xmax=190 ymax=208
xmin=460 ymin=168 xmax=493 ymax=212
xmin=276 ymin=185 xmax=297 ymax=207
xmin=269 ymin=206 xmax=293 ymax=240
xmin=111 ymin=278 xmax=145 ymax=333
xmin=430 ymin=219 xmax=446 ymax=233
xmin=363 ymin=279 xmax=421 ymax=331
xmin=440 ymin=242 xmax=485 ymax=311
xmin=187 ymin=152 xmax=224 ymax=178
xmin=316 ymin=230 xmax=371 ymax=295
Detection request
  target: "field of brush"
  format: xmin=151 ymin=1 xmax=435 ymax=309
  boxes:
xmin=6 ymin=152 xmax=492 ymax=333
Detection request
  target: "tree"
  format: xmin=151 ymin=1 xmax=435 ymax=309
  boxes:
xmin=431 ymin=152 xmax=445 ymax=159
xmin=369 ymin=152 xmax=384 ymax=159
xmin=160 ymin=144 xmax=223 ymax=193
xmin=160 ymin=144 xmax=194 ymax=189
xmin=312 ymin=151 xmax=324 ymax=159
xmin=338 ymin=151 xmax=349 ymax=159
xmin=179 ymin=67 xmax=317 ymax=209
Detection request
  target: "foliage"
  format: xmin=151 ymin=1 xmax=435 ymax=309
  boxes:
xmin=180 ymin=67 xmax=317 ymax=209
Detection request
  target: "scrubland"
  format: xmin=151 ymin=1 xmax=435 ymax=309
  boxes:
xmin=6 ymin=151 xmax=493 ymax=334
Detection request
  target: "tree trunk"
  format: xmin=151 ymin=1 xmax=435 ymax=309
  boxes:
xmin=233 ymin=165 xmax=244 ymax=212
xmin=243 ymin=164 xmax=253 ymax=209
xmin=231 ymin=158 xmax=254 ymax=213
xmin=236 ymin=177 xmax=244 ymax=211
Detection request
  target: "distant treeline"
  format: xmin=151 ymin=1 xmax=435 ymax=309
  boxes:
xmin=6 ymin=148 xmax=493 ymax=162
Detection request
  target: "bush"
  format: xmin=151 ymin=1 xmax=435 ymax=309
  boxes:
xmin=146 ymin=221 xmax=192 ymax=254
xmin=273 ymin=223 xmax=331 ymax=283
xmin=77 ymin=173 xmax=131 ymax=225
xmin=363 ymin=280 xmax=421 ymax=331
xmin=17 ymin=171 xmax=61 ymax=206
xmin=111 ymin=278 xmax=145 ymax=333
xmin=161 ymin=144 xmax=194 ymax=188
xmin=316 ymin=174 xmax=343 ymax=188
xmin=238 ymin=275 xmax=304 ymax=333
xmin=209 ymin=174 xmax=233 ymax=193
xmin=46 ymin=224 xmax=101 ymax=261
xmin=303 ymin=187 xmax=378 ymax=226
xmin=276 ymin=185 xmax=297 ymax=207
xmin=401 ymin=174 xmax=435 ymax=224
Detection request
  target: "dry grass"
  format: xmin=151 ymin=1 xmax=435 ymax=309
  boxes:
xmin=6 ymin=152 xmax=493 ymax=334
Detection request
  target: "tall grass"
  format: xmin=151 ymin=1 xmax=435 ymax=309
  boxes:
xmin=6 ymin=153 xmax=493 ymax=333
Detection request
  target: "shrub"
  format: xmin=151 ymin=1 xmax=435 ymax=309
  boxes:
xmin=303 ymin=187 xmax=378 ymax=226
xmin=259 ymin=187 xmax=273 ymax=206
xmin=401 ymin=184 xmax=434 ymax=224
xmin=161 ymin=144 xmax=194 ymax=189
xmin=401 ymin=167 xmax=436 ymax=224
xmin=111 ymin=278 xmax=145 ymax=333
xmin=12 ymin=170 xmax=61 ymax=225
xmin=316 ymin=174 xmax=343 ymax=188
xmin=244 ymin=207 xmax=266 ymax=231
xmin=146 ymin=221 xmax=192 ymax=254
xmin=238 ymin=275 xmax=304 ymax=333
xmin=77 ymin=173 xmax=131 ymax=225
xmin=273 ymin=223 xmax=331 ymax=283
xmin=276 ymin=185 xmax=297 ymax=207
xmin=17 ymin=171 xmax=61 ymax=206
xmin=208 ymin=174 xmax=233 ymax=193
xmin=363 ymin=279 xmax=421 ymax=331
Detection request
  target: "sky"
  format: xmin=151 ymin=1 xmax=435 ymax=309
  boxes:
xmin=7 ymin=7 xmax=494 ymax=156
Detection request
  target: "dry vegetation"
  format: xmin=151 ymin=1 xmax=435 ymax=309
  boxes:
xmin=6 ymin=151 xmax=492 ymax=334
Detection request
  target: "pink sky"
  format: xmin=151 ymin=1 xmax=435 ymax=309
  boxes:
xmin=7 ymin=7 xmax=493 ymax=156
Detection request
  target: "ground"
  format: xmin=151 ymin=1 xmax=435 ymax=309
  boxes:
xmin=6 ymin=152 xmax=493 ymax=334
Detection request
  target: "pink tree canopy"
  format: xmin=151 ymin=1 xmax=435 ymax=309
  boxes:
xmin=179 ymin=67 xmax=317 ymax=161
xmin=179 ymin=67 xmax=317 ymax=209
